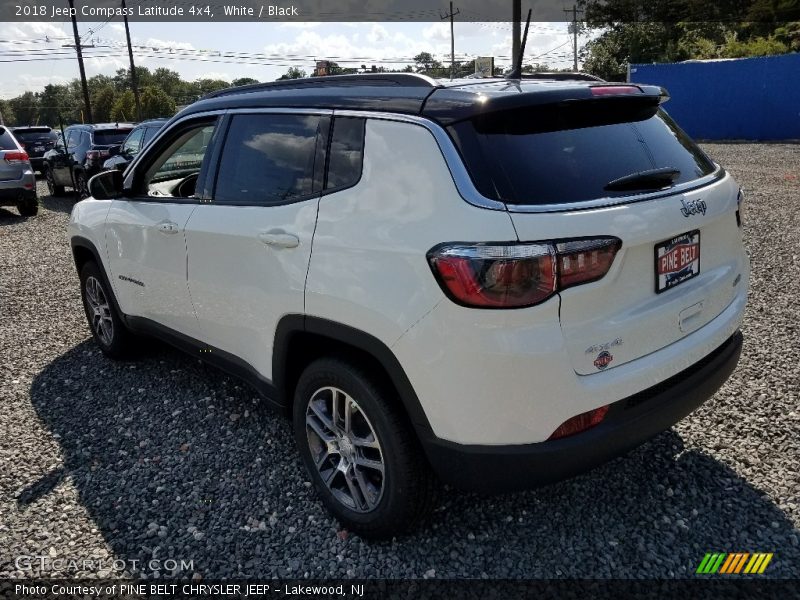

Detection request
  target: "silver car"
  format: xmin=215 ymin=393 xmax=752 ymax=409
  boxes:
xmin=0 ymin=127 xmax=38 ymax=216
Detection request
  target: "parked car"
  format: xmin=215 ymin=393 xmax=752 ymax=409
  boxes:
xmin=0 ymin=126 xmax=38 ymax=216
xmin=43 ymin=123 xmax=133 ymax=198
xmin=103 ymin=119 xmax=168 ymax=172
xmin=9 ymin=126 xmax=58 ymax=172
xmin=68 ymin=74 xmax=749 ymax=537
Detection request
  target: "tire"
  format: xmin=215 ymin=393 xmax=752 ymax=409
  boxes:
xmin=44 ymin=165 xmax=65 ymax=196
xmin=79 ymin=260 xmax=136 ymax=359
xmin=293 ymin=358 xmax=436 ymax=538
xmin=75 ymin=170 xmax=89 ymax=199
xmin=18 ymin=196 xmax=38 ymax=217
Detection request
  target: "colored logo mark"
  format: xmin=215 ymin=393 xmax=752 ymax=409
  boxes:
xmin=696 ymin=552 xmax=773 ymax=574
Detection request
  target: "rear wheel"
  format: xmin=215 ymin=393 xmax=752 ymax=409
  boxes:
xmin=18 ymin=196 xmax=38 ymax=217
xmin=44 ymin=165 xmax=65 ymax=196
xmin=293 ymin=358 xmax=436 ymax=538
xmin=75 ymin=171 xmax=89 ymax=199
xmin=79 ymin=261 xmax=136 ymax=359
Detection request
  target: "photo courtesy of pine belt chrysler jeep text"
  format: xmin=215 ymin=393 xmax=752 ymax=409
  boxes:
xmin=68 ymin=73 xmax=749 ymax=537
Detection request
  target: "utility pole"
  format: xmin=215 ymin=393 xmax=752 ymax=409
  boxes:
xmin=440 ymin=2 xmax=460 ymax=80
xmin=68 ymin=0 xmax=92 ymax=123
xmin=512 ymin=0 xmax=521 ymax=73
xmin=564 ymin=4 xmax=584 ymax=72
xmin=121 ymin=0 xmax=141 ymax=120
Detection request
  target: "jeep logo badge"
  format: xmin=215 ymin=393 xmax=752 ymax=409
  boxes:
xmin=680 ymin=198 xmax=707 ymax=217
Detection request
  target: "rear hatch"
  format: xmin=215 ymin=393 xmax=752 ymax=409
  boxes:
xmin=0 ymin=127 xmax=29 ymax=181
xmin=444 ymin=85 xmax=745 ymax=374
xmin=11 ymin=127 xmax=56 ymax=158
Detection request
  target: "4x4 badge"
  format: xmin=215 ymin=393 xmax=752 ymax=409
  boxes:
xmin=681 ymin=198 xmax=707 ymax=217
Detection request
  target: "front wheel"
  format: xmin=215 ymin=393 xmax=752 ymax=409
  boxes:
xmin=79 ymin=261 xmax=136 ymax=359
xmin=293 ymin=358 xmax=436 ymax=538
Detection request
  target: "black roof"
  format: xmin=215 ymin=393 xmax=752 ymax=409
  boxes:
xmin=177 ymin=73 xmax=668 ymax=126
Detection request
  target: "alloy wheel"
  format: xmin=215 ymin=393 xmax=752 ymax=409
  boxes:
xmin=305 ymin=386 xmax=385 ymax=513
xmin=84 ymin=276 xmax=114 ymax=346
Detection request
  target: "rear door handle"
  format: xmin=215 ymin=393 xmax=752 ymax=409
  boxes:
xmin=258 ymin=231 xmax=300 ymax=248
xmin=157 ymin=221 xmax=179 ymax=234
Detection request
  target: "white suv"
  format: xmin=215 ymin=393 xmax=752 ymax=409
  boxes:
xmin=68 ymin=74 xmax=748 ymax=537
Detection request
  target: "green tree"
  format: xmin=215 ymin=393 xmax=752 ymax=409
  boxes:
xmin=9 ymin=92 xmax=38 ymax=126
xmin=151 ymin=68 xmax=184 ymax=97
xmin=413 ymin=52 xmax=444 ymax=74
xmin=232 ymin=77 xmax=260 ymax=86
xmin=0 ymin=99 xmax=15 ymax=126
xmin=277 ymin=67 xmax=307 ymax=80
xmin=36 ymin=84 xmax=74 ymax=126
xmin=192 ymin=78 xmax=230 ymax=95
xmin=140 ymin=86 xmax=177 ymax=119
xmin=91 ymin=86 xmax=117 ymax=123
xmin=111 ymin=90 xmax=136 ymax=121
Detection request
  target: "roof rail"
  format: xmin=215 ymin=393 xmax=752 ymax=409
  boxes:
xmin=203 ymin=73 xmax=441 ymax=100
xmin=521 ymin=72 xmax=605 ymax=82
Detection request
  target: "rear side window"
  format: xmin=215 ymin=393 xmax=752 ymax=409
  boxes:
xmin=448 ymin=108 xmax=716 ymax=206
xmin=94 ymin=129 xmax=131 ymax=146
xmin=215 ymin=113 xmax=324 ymax=205
xmin=325 ymin=117 xmax=365 ymax=191
xmin=142 ymin=126 xmax=160 ymax=146
xmin=0 ymin=128 xmax=18 ymax=150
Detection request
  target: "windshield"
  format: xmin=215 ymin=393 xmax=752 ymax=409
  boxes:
xmin=447 ymin=108 xmax=716 ymax=206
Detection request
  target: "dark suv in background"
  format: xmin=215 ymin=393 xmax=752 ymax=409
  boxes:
xmin=103 ymin=119 xmax=167 ymax=172
xmin=43 ymin=123 xmax=132 ymax=198
xmin=9 ymin=126 xmax=58 ymax=172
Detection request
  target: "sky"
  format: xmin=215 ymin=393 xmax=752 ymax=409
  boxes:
xmin=0 ymin=20 xmax=594 ymax=98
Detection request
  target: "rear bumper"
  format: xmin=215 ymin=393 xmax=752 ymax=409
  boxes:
xmin=0 ymin=173 xmax=36 ymax=205
xmin=422 ymin=330 xmax=743 ymax=493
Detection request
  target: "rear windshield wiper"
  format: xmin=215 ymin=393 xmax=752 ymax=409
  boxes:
xmin=604 ymin=167 xmax=680 ymax=192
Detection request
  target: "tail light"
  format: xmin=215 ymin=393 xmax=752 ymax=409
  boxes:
xmin=548 ymin=405 xmax=609 ymax=440
xmin=4 ymin=151 xmax=29 ymax=164
xmin=86 ymin=149 xmax=110 ymax=161
xmin=428 ymin=237 xmax=621 ymax=309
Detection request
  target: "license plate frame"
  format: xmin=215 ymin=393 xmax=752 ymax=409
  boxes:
xmin=654 ymin=230 xmax=701 ymax=293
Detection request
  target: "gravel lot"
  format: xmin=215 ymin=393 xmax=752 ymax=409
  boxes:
xmin=1 ymin=144 xmax=798 ymax=580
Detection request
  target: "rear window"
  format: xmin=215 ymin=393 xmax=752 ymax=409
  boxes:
xmin=93 ymin=129 xmax=132 ymax=146
xmin=448 ymin=108 xmax=716 ymax=206
xmin=0 ymin=128 xmax=18 ymax=150
xmin=12 ymin=128 xmax=56 ymax=142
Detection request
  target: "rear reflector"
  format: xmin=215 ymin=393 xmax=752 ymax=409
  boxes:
xmin=428 ymin=237 xmax=621 ymax=309
xmin=549 ymin=405 xmax=609 ymax=440
xmin=4 ymin=151 xmax=29 ymax=163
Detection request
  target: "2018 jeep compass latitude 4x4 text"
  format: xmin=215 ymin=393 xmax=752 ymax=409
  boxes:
xmin=68 ymin=74 xmax=748 ymax=537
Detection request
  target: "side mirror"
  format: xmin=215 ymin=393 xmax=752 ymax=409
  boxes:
xmin=108 ymin=145 xmax=121 ymax=157
xmin=88 ymin=169 xmax=123 ymax=200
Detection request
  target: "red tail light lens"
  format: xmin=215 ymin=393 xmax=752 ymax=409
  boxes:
xmin=548 ymin=405 xmax=609 ymax=440
xmin=429 ymin=244 xmax=556 ymax=308
xmin=556 ymin=238 xmax=622 ymax=288
xmin=4 ymin=151 xmax=29 ymax=163
xmin=428 ymin=237 xmax=621 ymax=309
xmin=590 ymin=85 xmax=642 ymax=96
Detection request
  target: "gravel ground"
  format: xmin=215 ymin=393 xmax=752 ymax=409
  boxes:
xmin=1 ymin=144 xmax=798 ymax=580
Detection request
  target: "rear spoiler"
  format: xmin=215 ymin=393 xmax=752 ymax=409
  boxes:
xmin=423 ymin=83 xmax=669 ymax=126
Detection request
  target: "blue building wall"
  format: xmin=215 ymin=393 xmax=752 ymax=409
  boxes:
xmin=629 ymin=54 xmax=800 ymax=141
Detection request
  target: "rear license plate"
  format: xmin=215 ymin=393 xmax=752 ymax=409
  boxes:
xmin=34 ymin=146 xmax=44 ymax=152
xmin=655 ymin=230 xmax=700 ymax=293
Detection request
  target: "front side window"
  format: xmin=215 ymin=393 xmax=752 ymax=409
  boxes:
xmin=214 ymin=113 xmax=324 ymax=205
xmin=140 ymin=121 xmax=217 ymax=199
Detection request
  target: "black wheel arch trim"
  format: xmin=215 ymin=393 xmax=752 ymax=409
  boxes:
xmin=70 ymin=236 xmax=127 ymax=326
xmin=274 ymin=314 xmax=435 ymax=441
